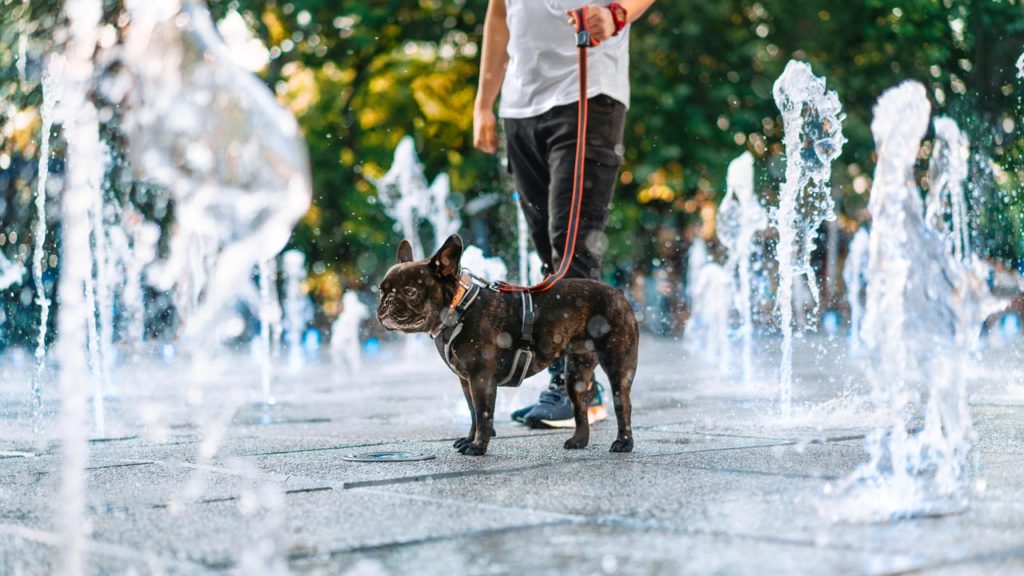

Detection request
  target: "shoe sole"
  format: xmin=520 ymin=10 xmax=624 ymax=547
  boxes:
xmin=537 ymin=405 xmax=608 ymax=429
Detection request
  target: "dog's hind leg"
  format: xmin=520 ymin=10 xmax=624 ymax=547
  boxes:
xmin=600 ymin=333 xmax=637 ymax=453
xmin=563 ymin=351 xmax=597 ymax=449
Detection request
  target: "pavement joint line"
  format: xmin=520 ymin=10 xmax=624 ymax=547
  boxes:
xmin=645 ymin=427 xmax=869 ymax=445
xmin=284 ymin=519 xmax=577 ymax=564
xmin=586 ymin=514 xmax=906 ymax=557
xmin=339 ymin=441 xmax=799 ymax=491
xmin=149 ymin=487 xmax=333 ymax=509
xmin=353 ymin=485 xmax=588 ymax=523
xmin=87 ymin=435 xmax=138 ymax=444
xmin=85 ymin=461 xmax=156 ymax=471
xmin=0 ymin=522 xmax=207 ymax=571
xmin=640 ymin=459 xmax=842 ymax=481
xmin=341 ymin=462 xmax=555 ymax=490
xmin=242 ymin=440 xmax=402 ymax=457
xmin=877 ymin=542 xmax=1024 ymax=576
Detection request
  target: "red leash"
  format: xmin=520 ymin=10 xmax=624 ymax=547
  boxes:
xmin=495 ymin=7 xmax=593 ymax=294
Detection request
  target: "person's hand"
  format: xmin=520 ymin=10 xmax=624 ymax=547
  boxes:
xmin=473 ymin=107 xmax=499 ymax=154
xmin=566 ymin=5 xmax=616 ymax=46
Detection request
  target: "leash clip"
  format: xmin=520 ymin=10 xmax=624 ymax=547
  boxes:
xmin=576 ymin=29 xmax=592 ymax=48
xmin=573 ymin=7 xmax=593 ymax=48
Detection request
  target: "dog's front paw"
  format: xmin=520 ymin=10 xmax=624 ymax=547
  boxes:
xmin=458 ymin=442 xmax=487 ymax=456
xmin=564 ymin=437 xmax=589 ymax=450
xmin=453 ymin=437 xmax=472 ymax=449
xmin=609 ymin=438 xmax=634 ymax=453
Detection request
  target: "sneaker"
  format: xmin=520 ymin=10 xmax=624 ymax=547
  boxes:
xmin=523 ymin=377 xmax=606 ymax=429
xmin=511 ymin=403 xmax=533 ymax=424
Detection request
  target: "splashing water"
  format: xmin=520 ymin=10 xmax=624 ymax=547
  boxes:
xmin=376 ymin=136 xmax=460 ymax=255
xmin=36 ymin=1 xmax=315 ymax=571
xmin=842 ymin=228 xmax=870 ymax=352
xmin=282 ymin=250 xmax=309 ymax=369
xmin=772 ymin=60 xmax=847 ymax=417
xmin=1017 ymin=50 xmax=1024 ymax=79
xmin=117 ymin=0 xmax=312 ymax=349
xmin=834 ymin=81 xmax=1005 ymax=522
xmin=683 ymin=262 xmax=732 ymax=370
xmin=926 ymin=117 xmax=971 ymax=261
xmin=331 ymin=291 xmax=369 ymax=377
xmin=427 ymin=173 xmax=462 ymax=250
xmin=119 ymin=217 xmax=161 ymax=347
xmin=685 ymin=237 xmax=709 ymax=305
xmin=460 ymin=245 xmax=509 ymax=283
xmin=55 ymin=0 xmax=103 ymax=571
xmin=0 ymin=252 xmax=24 ymax=291
xmin=516 ymin=192 xmax=530 ymax=283
xmin=717 ymin=152 xmax=768 ymax=383
xmin=376 ymin=137 xmax=434 ymax=259
xmin=32 ymin=55 xmax=64 ymax=430
xmin=258 ymin=258 xmax=282 ymax=402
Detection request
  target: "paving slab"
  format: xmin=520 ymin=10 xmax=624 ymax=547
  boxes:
xmin=1 ymin=335 xmax=1024 ymax=574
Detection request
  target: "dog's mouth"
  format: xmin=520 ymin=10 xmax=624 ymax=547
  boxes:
xmin=380 ymin=314 xmax=427 ymax=332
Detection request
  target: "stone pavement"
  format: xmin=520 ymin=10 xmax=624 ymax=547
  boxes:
xmin=1 ymin=336 xmax=1024 ymax=575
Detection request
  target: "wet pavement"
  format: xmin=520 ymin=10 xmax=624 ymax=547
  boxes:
xmin=1 ymin=335 xmax=1023 ymax=575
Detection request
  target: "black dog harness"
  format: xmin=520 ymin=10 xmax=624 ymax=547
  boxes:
xmin=430 ymin=271 xmax=535 ymax=387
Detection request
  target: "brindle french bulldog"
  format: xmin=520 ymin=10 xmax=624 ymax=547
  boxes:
xmin=377 ymin=234 xmax=638 ymax=456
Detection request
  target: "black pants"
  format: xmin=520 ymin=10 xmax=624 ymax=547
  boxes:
xmin=504 ymin=94 xmax=627 ymax=282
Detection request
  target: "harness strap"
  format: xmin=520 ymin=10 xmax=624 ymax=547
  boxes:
xmin=520 ymin=291 xmax=534 ymax=346
xmin=433 ymin=273 xmax=538 ymax=388
xmin=495 ymin=7 xmax=591 ymax=295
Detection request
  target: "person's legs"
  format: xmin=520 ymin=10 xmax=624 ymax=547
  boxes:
xmin=543 ymin=94 xmax=626 ymax=281
xmin=515 ymin=95 xmax=626 ymax=428
xmin=505 ymin=116 xmax=554 ymax=273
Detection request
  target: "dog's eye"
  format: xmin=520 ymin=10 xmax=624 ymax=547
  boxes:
xmin=403 ymin=287 xmax=418 ymax=298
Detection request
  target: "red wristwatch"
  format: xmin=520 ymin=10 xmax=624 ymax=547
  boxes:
xmin=607 ymin=2 xmax=628 ymax=36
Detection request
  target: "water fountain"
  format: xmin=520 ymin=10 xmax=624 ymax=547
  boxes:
xmin=926 ymin=117 xmax=971 ymax=261
xmin=111 ymin=215 xmax=161 ymax=348
xmin=330 ymin=291 xmax=370 ymax=377
xmin=117 ymin=0 xmax=312 ymax=349
xmin=51 ymin=1 xmax=103 ymax=571
xmin=772 ymin=60 xmax=847 ymax=417
xmin=685 ymin=236 xmax=709 ymax=305
xmin=29 ymin=0 xmax=314 ymax=571
xmin=376 ymin=136 xmax=461 ymax=258
xmin=683 ymin=262 xmax=732 ymax=370
xmin=717 ymin=151 xmax=768 ymax=382
xmin=0 ymin=253 xmax=24 ymax=291
xmin=282 ymin=250 xmax=309 ymax=369
xmin=460 ymin=245 xmax=509 ymax=282
xmin=834 ymin=81 xmax=1004 ymax=521
xmin=257 ymin=257 xmax=283 ymax=402
xmin=842 ymin=228 xmax=870 ymax=352
xmin=427 ymin=173 xmax=461 ymax=250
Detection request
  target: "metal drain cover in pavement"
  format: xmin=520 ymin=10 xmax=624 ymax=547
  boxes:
xmin=341 ymin=451 xmax=436 ymax=463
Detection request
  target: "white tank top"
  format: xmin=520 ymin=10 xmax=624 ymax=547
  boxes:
xmin=498 ymin=0 xmax=630 ymax=119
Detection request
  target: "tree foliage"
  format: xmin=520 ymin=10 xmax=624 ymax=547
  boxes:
xmin=2 ymin=0 xmax=1023 ymax=311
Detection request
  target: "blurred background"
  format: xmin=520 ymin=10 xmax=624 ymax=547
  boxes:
xmin=1 ymin=0 xmax=1023 ymax=347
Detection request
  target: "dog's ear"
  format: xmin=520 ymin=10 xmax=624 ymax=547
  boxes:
xmin=429 ymin=234 xmax=463 ymax=279
xmin=396 ymin=240 xmax=414 ymax=263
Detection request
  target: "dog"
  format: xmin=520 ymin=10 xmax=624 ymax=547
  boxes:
xmin=376 ymin=234 xmax=638 ymax=456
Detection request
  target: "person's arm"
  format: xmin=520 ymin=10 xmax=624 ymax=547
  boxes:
xmin=473 ymin=0 xmax=510 ymax=154
xmin=572 ymin=1 xmax=656 ymax=45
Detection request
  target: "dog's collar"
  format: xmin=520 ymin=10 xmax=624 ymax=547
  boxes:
xmin=430 ymin=271 xmax=482 ymax=339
